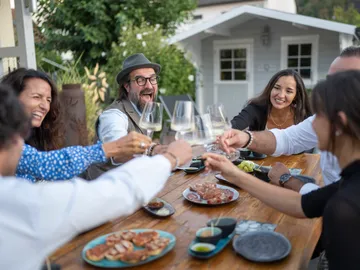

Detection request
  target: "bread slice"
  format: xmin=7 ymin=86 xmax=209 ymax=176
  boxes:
xmin=86 ymin=244 xmax=111 ymax=261
xmin=132 ymin=231 xmax=159 ymax=247
xmin=106 ymin=230 xmax=136 ymax=246
xmin=105 ymin=240 xmax=134 ymax=260
xmin=145 ymin=237 xmax=170 ymax=256
xmin=118 ymin=249 xmax=149 ymax=264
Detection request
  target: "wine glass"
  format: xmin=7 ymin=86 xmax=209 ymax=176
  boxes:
xmin=207 ymin=103 xmax=231 ymax=151
xmin=136 ymin=102 xmax=163 ymax=157
xmin=171 ymin=101 xmax=195 ymax=140
xmin=139 ymin=102 xmax=163 ymax=139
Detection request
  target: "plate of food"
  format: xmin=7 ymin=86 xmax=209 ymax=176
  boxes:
xmin=143 ymin=198 xmax=175 ymax=218
xmin=82 ymin=229 xmax=176 ymax=268
xmin=183 ymin=182 xmax=239 ymax=205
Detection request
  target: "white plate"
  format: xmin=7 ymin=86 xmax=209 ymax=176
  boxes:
xmin=182 ymin=184 xmax=239 ymax=205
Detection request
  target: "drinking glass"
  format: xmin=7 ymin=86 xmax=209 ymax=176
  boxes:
xmin=171 ymin=101 xmax=195 ymax=141
xmin=139 ymin=102 xmax=163 ymax=139
xmin=207 ymin=103 xmax=231 ymax=151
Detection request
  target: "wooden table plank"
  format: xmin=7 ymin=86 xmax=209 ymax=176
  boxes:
xmin=51 ymin=154 xmax=322 ymax=269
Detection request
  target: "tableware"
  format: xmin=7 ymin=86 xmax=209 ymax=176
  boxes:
xmin=188 ymin=230 xmax=236 ymax=259
xmin=244 ymin=152 xmax=267 ymax=160
xmin=171 ymin=101 xmax=195 ymax=139
xmin=235 ymin=220 xmax=277 ymax=235
xmin=294 ymin=175 xmax=316 ymax=184
xmin=139 ymin=102 xmax=163 ymax=138
xmin=143 ymin=198 xmax=175 ymax=218
xmin=196 ymin=227 xmax=222 ymax=245
xmin=189 ymin=243 xmax=216 ymax=256
xmin=182 ymin=184 xmax=239 ymax=205
xmin=82 ymin=229 xmax=176 ymax=268
xmin=233 ymin=231 xmax=291 ymax=262
xmin=239 ymin=149 xmax=251 ymax=158
xmin=206 ymin=217 xmax=237 ymax=238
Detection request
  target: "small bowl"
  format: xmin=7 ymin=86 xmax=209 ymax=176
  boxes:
xmin=190 ymin=243 xmax=216 ymax=255
xmin=252 ymin=151 xmax=264 ymax=158
xmin=196 ymin=227 xmax=222 ymax=245
xmin=253 ymin=168 xmax=270 ymax=182
xmin=240 ymin=149 xmax=251 ymax=158
xmin=206 ymin=217 xmax=237 ymax=238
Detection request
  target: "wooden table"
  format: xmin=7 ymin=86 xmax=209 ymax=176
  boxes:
xmin=51 ymin=154 xmax=323 ymax=270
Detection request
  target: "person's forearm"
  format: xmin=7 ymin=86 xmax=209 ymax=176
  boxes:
xmin=17 ymin=143 xmax=107 ymax=181
xmin=283 ymin=177 xmax=305 ymax=192
xmin=228 ymin=171 xmax=306 ymax=218
xmin=247 ymin=131 xmax=277 ymax=155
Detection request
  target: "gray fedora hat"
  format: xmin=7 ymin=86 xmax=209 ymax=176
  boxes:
xmin=116 ymin=53 xmax=161 ymax=85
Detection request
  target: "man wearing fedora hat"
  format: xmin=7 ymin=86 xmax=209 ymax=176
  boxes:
xmin=85 ymin=54 xmax=166 ymax=179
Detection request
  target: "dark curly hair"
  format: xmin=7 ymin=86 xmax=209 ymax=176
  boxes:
xmin=0 ymin=83 xmax=31 ymax=150
xmin=249 ymin=69 xmax=312 ymax=124
xmin=1 ymin=68 xmax=63 ymax=150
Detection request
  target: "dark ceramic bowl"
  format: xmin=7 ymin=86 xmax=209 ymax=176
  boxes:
xmin=253 ymin=169 xmax=270 ymax=182
xmin=190 ymin=243 xmax=216 ymax=255
xmin=196 ymin=227 xmax=222 ymax=245
xmin=240 ymin=149 xmax=251 ymax=158
xmin=206 ymin=217 xmax=237 ymax=238
xmin=252 ymin=151 xmax=264 ymax=158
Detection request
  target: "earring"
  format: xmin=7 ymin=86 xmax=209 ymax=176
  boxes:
xmin=335 ymin=130 xmax=343 ymax=136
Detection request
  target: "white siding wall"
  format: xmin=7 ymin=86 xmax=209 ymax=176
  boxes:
xmin=0 ymin=0 xmax=17 ymax=75
xmin=201 ymin=18 xmax=340 ymax=116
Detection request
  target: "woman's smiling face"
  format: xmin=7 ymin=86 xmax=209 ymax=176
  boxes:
xmin=270 ymin=75 xmax=297 ymax=110
xmin=18 ymin=78 xmax=52 ymax=128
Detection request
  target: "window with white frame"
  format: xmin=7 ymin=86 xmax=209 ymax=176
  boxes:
xmin=281 ymin=35 xmax=318 ymax=84
xmin=287 ymin=44 xmax=312 ymax=78
xmin=219 ymin=48 xmax=247 ymax=81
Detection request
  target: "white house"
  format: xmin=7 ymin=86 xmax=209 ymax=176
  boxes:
xmin=170 ymin=5 xmax=357 ymax=119
xmin=178 ymin=0 xmax=297 ymax=33
xmin=0 ymin=0 xmax=36 ymax=77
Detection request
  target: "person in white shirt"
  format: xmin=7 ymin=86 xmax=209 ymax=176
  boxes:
xmin=0 ymin=83 xmax=192 ymax=270
xmin=219 ymin=46 xmax=360 ymax=194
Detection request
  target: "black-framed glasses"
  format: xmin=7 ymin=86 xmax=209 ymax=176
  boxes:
xmin=129 ymin=76 xmax=159 ymax=86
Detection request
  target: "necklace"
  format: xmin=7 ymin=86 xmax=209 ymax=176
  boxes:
xmin=270 ymin=111 xmax=290 ymax=127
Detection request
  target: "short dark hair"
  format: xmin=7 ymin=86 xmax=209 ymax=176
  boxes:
xmin=249 ymin=69 xmax=312 ymax=124
xmin=1 ymin=68 xmax=63 ymax=150
xmin=312 ymin=70 xmax=360 ymax=151
xmin=340 ymin=46 xmax=360 ymax=57
xmin=0 ymin=83 xmax=30 ymax=150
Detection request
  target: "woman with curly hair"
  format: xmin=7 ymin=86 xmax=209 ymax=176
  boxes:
xmin=1 ymin=68 xmax=152 ymax=182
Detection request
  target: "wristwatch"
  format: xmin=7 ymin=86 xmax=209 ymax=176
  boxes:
xmin=279 ymin=173 xmax=292 ymax=187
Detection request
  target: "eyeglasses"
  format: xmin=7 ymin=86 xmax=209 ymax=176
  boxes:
xmin=129 ymin=76 xmax=159 ymax=86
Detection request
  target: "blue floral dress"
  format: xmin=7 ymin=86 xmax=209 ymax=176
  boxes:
xmin=16 ymin=142 xmax=107 ymax=182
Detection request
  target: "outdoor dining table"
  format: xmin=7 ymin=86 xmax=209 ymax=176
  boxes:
xmin=50 ymin=153 xmax=323 ymax=270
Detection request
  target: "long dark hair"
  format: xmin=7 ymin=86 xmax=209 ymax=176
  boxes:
xmin=312 ymin=70 xmax=360 ymax=152
xmin=1 ymin=68 xmax=63 ymax=150
xmin=249 ymin=69 xmax=312 ymax=124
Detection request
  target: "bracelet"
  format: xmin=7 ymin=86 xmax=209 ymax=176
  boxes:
xmin=165 ymin=152 xmax=179 ymax=171
xmin=148 ymin=143 xmax=160 ymax=156
xmin=243 ymin=130 xmax=254 ymax=148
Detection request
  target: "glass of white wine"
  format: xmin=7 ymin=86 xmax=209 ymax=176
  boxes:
xmin=171 ymin=101 xmax=195 ymax=140
xmin=139 ymin=102 xmax=163 ymax=139
xmin=207 ymin=103 xmax=231 ymax=151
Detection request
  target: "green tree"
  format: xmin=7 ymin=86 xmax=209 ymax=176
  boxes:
xmin=296 ymin=0 xmax=347 ymax=19
xmin=35 ymin=0 xmax=196 ymax=66
xmin=333 ymin=4 xmax=360 ymax=25
xmin=105 ymin=22 xmax=196 ymax=100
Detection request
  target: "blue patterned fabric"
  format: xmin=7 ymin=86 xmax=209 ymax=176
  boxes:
xmin=16 ymin=142 xmax=107 ymax=182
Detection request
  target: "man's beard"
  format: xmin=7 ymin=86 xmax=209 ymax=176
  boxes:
xmin=128 ymin=88 xmax=157 ymax=112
